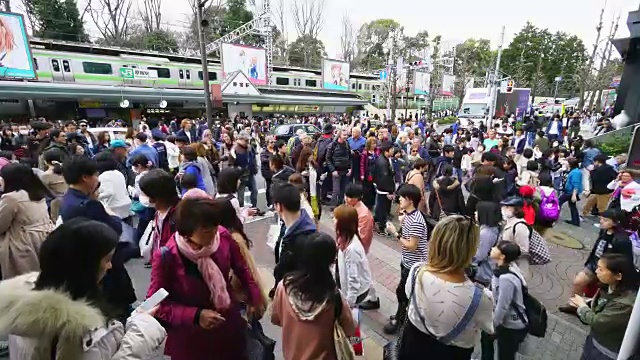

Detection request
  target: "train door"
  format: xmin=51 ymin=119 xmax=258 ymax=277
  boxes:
xmin=184 ymin=69 xmax=193 ymax=88
xmin=61 ymin=59 xmax=75 ymax=82
xmin=178 ymin=69 xmax=186 ymax=88
xmin=50 ymin=59 xmax=64 ymax=82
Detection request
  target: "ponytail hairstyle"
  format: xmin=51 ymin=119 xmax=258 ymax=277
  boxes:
xmin=43 ymin=148 xmax=67 ymax=175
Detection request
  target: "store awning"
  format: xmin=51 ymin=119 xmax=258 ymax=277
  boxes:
xmin=0 ymin=81 xmax=369 ymax=106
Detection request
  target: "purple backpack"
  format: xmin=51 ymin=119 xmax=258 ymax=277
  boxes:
xmin=539 ymin=189 xmax=560 ymax=222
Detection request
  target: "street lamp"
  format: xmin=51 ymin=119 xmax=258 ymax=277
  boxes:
xmin=196 ymin=0 xmax=214 ymax=129
xmin=553 ymin=76 xmax=562 ymax=103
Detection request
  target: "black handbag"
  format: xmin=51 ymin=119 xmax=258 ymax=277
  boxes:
xmin=246 ymin=318 xmax=276 ymax=360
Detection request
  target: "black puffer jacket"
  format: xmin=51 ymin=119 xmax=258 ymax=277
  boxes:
xmin=260 ymin=148 xmax=276 ymax=179
xmin=325 ymin=140 xmax=351 ymax=173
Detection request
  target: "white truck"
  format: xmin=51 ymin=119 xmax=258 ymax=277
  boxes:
xmin=457 ymin=88 xmax=491 ymax=128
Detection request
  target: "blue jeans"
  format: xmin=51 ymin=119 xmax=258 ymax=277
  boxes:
xmin=454 ymin=167 xmax=463 ymax=182
xmin=526 ymin=132 xmax=536 ymax=147
xmin=559 ymin=193 xmax=580 ymax=225
xmin=237 ymin=174 xmax=258 ymax=208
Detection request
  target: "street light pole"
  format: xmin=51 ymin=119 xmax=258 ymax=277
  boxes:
xmin=197 ymin=0 xmax=214 ymax=129
xmin=488 ymin=25 xmax=505 ymax=129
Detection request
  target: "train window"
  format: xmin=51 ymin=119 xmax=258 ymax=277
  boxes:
xmin=198 ymin=71 xmax=218 ymax=81
xmin=351 ymin=83 xmax=356 ymax=90
xmin=358 ymin=83 xmax=362 ymax=90
xmin=82 ymin=62 xmax=112 ymax=75
xmin=276 ymin=77 xmax=289 ymax=86
xmin=293 ymin=79 xmax=301 ymax=86
xmin=33 ymin=58 xmax=38 ymax=70
xmin=147 ymin=67 xmax=170 ymax=78
xmin=62 ymin=60 xmax=71 ymax=73
xmin=186 ymin=70 xmax=191 ymax=80
xmin=51 ymin=59 xmax=60 ymax=72
xmin=179 ymin=70 xmax=184 ymax=79
xmin=305 ymin=79 xmax=317 ymax=87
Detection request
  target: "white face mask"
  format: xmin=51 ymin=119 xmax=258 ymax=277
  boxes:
xmin=139 ymin=194 xmax=153 ymax=208
xmin=501 ymin=208 xmax=514 ymax=220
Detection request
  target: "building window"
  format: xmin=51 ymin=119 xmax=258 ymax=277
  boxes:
xmin=276 ymin=77 xmax=289 ymax=85
xmin=33 ymin=58 xmax=39 ymax=70
xmin=233 ymin=82 xmax=238 ymax=86
xmin=82 ymin=62 xmax=112 ymax=75
xmin=51 ymin=59 xmax=60 ymax=72
xmin=305 ymin=79 xmax=317 ymax=87
xmin=147 ymin=67 xmax=171 ymax=78
xmin=198 ymin=71 xmax=218 ymax=81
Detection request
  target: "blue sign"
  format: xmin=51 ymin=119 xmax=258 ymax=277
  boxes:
xmin=379 ymin=70 xmax=387 ymax=80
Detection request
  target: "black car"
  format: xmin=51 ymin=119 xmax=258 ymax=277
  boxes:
xmin=271 ymin=124 xmax=321 ymax=142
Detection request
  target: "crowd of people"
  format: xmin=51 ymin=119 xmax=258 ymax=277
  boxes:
xmin=0 ymin=110 xmax=636 ymax=360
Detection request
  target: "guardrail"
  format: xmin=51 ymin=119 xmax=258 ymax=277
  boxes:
xmin=586 ymin=123 xmax=637 ymax=144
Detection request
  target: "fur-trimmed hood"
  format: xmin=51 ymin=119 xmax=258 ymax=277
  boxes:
xmin=0 ymin=272 xmax=105 ymax=359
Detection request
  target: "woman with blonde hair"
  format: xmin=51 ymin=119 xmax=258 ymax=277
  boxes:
xmin=333 ymin=205 xmax=372 ymax=308
xmin=398 ymin=215 xmax=494 ymax=358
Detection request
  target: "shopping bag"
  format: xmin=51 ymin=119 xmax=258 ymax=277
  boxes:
xmin=266 ymin=224 xmax=279 ymax=252
xmin=246 ymin=319 xmax=276 ymax=360
xmin=139 ymin=221 xmax=155 ymax=262
xmin=350 ymin=308 xmax=363 ymax=356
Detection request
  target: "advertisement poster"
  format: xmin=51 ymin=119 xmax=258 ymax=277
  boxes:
xmin=413 ymin=71 xmax=430 ymax=95
xmin=221 ymin=43 xmax=267 ymax=85
xmin=322 ymin=59 xmax=350 ymax=91
xmin=441 ymin=74 xmax=456 ymax=95
xmin=495 ymin=88 xmax=531 ymax=119
xmin=0 ymin=12 xmax=36 ymax=79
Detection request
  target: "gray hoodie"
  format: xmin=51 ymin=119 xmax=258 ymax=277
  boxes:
xmin=491 ymin=263 xmax=528 ymax=330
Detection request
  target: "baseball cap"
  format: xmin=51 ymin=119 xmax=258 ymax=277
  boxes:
xmin=110 ymin=139 xmax=129 ymax=149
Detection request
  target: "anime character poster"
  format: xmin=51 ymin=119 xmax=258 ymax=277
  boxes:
xmin=221 ymin=43 xmax=267 ymax=85
xmin=322 ymin=59 xmax=350 ymax=91
xmin=0 ymin=12 xmax=36 ymax=79
xmin=413 ymin=71 xmax=430 ymax=95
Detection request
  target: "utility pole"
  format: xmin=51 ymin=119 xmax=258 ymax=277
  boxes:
xmin=389 ymin=29 xmax=399 ymax=122
xmin=196 ymin=0 xmax=214 ymax=129
xmin=488 ymin=25 xmax=505 ymax=128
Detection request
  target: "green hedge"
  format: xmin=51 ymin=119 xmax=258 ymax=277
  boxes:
xmin=437 ymin=116 xmax=458 ymax=125
xmin=598 ymin=134 xmax=631 ymax=157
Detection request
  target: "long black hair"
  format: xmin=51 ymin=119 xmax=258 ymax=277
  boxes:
xmin=283 ymin=232 xmax=337 ymax=310
xmin=212 ymin=198 xmax=252 ymax=248
xmin=35 ymin=218 xmax=118 ymax=316
xmin=42 ymin=148 xmax=67 ymax=175
xmin=0 ymin=163 xmax=52 ymax=201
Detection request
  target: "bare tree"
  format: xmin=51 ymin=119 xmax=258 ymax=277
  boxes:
xmin=339 ymin=13 xmax=356 ymax=64
xmin=291 ymin=0 xmax=324 ymax=39
xmin=590 ymin=13 xmax=620 ymax=110
xmin=578 ymin=3 xmax=605 ymax=108
xmin=139 ymin=0 xmax=162 ymax=33
xmin=272 ymin=0 xmax=288 ymax=65
xmin=88 ymin=0 xmax=133 ymax=45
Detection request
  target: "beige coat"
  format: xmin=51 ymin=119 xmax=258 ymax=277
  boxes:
xmin=0 ymin=190 xmax=54 ymax=279
xmin=500 ymin=217 xmax=531 ymax=278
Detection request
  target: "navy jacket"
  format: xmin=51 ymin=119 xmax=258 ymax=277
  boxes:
xmin=60 ymin=188 xmax=123 ymax=235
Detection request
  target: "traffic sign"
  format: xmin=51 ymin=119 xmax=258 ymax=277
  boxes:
xmin=119 ymin=68 xmax=159 ymax=80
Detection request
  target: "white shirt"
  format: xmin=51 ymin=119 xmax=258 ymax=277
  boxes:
xmin=164 ymin=141 xmax=180 ymax=170
xmin=337 ymin=236 xmax=372 ymax=307
xmin=406 ymin=265 xmax=494 ymax=349
xmin=98 ymin=170 xmax=132 ymax=219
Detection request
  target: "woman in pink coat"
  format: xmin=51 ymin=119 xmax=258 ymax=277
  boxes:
xmin=147 ymin=197 xmax=264 ymax=360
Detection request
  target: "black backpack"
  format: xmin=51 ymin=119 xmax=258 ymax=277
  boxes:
xmin=508 ymin=271 xmax=547 ymax=337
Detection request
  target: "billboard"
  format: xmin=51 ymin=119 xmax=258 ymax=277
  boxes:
xmin=221 ymin=43 xmax=267 ymax=85
xmin=442 ymin=74 xmax=455 ymax=94
xmin=496 ymin=88 xmax=531 ymax=120
xmin=322 ymin=59 xmax=350 ymax=91
xmin=0 ymin=12 xmax=36 ymax=79
xmin=413 ymin=71 xmax=430 ymax=95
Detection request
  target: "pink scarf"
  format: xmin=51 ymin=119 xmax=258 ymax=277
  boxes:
xmin=175 ymin=233 xmax=231 ymax=310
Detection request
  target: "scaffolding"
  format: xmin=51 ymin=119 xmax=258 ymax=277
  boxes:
xmin=203 ymin=0 xmax=273 ymax=85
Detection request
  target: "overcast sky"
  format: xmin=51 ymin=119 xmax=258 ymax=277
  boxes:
xmin=11 ymin=0 xmax=640 ymax=59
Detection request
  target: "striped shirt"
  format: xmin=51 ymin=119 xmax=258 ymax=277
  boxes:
xmin=401 ymin=210 xmax=429 ymax=268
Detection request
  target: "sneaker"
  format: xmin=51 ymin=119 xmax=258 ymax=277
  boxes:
xmin=383 ymin=317 xmax=400 ymax=334
xmin=0 ymin=341 xmax=8 ymax=357
xmin=359 ymin=299 xmax=381 ymax=310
